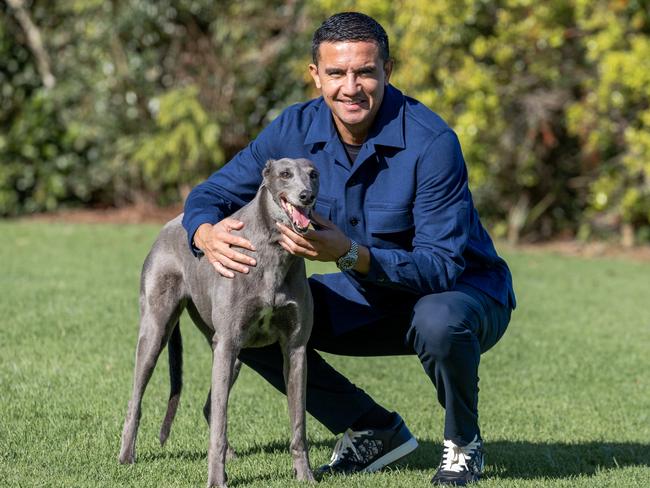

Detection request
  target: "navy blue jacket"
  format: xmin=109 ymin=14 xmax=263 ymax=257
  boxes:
xmin=183 ymin=85 xmax=516 ymax=334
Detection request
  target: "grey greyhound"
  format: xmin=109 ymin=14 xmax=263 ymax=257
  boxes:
xmin=119 ymin=158 xmax=319 ymax=487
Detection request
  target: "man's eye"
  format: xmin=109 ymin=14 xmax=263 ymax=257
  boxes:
xmin=280 ymin=171 xmax=292 ymax=179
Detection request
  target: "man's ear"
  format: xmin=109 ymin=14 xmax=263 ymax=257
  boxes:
xmin=309 ymin=63 xmax=322 ymax=90
xmin=263 ymin=159 xmax=275 ymax=178
xmin=384 ymin=59 xmax=394 ymax=85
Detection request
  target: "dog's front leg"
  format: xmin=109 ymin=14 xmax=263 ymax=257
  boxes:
xmin=283 ymin=343 xmax=315 ymax=482
xmin=203 ymin=359 xmax=242 ymax=461
xmin=207 ymin=337 xmax=237 ymax=488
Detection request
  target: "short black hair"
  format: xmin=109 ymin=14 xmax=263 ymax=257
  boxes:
xmin=311 ymin=12 xmax=390 ymax=64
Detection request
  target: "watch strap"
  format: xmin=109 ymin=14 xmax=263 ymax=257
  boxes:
xmin=336 ymin=239 xmax=359 ymax=271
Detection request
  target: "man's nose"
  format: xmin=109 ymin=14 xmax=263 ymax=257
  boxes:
xmin=342 ymin=73 xmax=359 ymax=95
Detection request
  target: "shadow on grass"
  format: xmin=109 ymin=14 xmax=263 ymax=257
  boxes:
xmin=138 ymin=438 xmax=334 ymax=463
xmin=139 ymin=449 xmax=206 ymax=463
xmin=139 ymin=438 xmax=650 ymax=483
xmin=406 ymin=439 xmax=650 ymax=480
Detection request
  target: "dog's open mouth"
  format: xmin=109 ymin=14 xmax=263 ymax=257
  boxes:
xmin=280 ymin=197 xmax=312 ymax=234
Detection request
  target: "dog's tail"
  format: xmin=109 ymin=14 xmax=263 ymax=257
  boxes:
xmin=159 ymin=320 xmax=183 ymax=446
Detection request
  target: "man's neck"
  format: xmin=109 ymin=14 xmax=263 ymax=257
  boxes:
xmin=333 ymin=118 xmax=368 ymax=145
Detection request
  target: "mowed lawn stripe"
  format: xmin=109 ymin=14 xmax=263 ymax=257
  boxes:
xmin=1 ymin=221 xmax=648 ymax=487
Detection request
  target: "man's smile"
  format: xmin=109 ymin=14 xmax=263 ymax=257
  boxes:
xmin=338 ymin=99 xmax=368 ymax=110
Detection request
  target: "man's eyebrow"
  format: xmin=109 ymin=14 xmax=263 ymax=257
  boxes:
xmin=324 ymin=67 xmax=345 ymax=75
xmin=324 ymin=65 xmax=377 ymax=75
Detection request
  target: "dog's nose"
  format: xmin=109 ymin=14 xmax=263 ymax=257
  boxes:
xmin=299 ymin=190 xmax=315 ymax=205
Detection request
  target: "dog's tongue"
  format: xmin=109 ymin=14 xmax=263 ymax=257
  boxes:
xmin=292 ymin=207 xmax=310 ymax=228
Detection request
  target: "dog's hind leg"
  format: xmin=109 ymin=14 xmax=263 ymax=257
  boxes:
xmin=159 ymin=320 xmax=182 ymax=446
xmin=119 ymin=268 xmax=185 ymax=464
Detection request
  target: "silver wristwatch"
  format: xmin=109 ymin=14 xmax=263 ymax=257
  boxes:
xmin=336 ymin=239 xmax=359 ymax=271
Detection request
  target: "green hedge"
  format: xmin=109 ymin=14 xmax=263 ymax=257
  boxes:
xmin=1 ymin=0 xmax=649 ymax=243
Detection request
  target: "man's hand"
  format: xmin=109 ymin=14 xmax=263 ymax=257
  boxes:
xmin=276 ymin=212 xmax=370 ymax=274
xmin=193 ymin=219 xmax=257 ymax=278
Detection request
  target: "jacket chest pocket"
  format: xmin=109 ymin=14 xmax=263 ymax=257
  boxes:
xmin=314 ymin=194 xmax=337 ymax=223
xmin=367 ymin=206 xmax=414 ymax=250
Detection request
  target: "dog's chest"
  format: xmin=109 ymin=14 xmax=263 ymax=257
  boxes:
xmin=245 ymin=306 xmax=277 ymax=347
xmin=243 ymin=298 xmax=296 ymax=348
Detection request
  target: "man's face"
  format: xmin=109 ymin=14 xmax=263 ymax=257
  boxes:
xmin=309 ymin=41 xmax=393 ymax=144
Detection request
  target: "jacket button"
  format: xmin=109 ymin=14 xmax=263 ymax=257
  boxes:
xmin=349 ymin=217 xmax=359 ymax=226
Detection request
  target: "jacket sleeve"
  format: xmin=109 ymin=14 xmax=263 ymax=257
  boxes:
xmin=362 ymin=130 xmax=471 ymax=294
xmin=181 ymin=123 xmax=277 ymax=255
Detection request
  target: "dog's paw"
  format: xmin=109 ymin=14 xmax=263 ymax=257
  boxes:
xmin=294 ymin=467 xmax=316 ymax=483
xmin=118 ymin=452 xmax=135 ymax=465
xmin=207 ymin=470 xmax=228 ymax=488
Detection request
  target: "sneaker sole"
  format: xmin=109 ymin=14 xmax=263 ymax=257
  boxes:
xmin=363 ymin=436 xmax=419 ymax=473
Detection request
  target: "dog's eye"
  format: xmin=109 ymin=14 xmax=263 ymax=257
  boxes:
xmin=280 ymin=170 xmax=292 ymax=179
xmin=309 ymin=171 xmax=319 ymax=180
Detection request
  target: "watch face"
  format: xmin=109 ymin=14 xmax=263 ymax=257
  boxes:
xmin=339 ymin=256 xmax=355 ymax=270
xmin=337 ymin=240 xmax=358 ymax=271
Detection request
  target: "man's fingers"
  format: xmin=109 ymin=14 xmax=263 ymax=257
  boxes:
xmin=280 ymin=236 xmax=303 ymax=255
xmin=276 ymin=222 xmax=310 ymax=245
xmin=277 ymin=224 xmax=311 ymax=248
xmin=203 ymin=234 xmax=256 ymax=266
xmin=215 ymin=218 xmax=256 ymax=252
xmin=222 ymin=218 xmax=245 ymax=232
xmin=212 ymin=261 xmax=235 ymax=279
xmin=219 ymin=231 xmax=257 ymax=253
xmin=216 ymin=253 xmax=250 ymax=274
xmin=279 ymin=234 xmax=318 ymax=258
xmin=206 ymin=245 xmax=251 ymax=274
xmin=197 ymin=219 xmax=258 ymax=277
xmin=279 ymin=240 xmax=293 ymax=254
xmin=213 ymin=241 xmax=256 ymax=267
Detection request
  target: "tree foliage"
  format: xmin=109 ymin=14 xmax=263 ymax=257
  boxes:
xmin=1 ymin=0 xmax=313 ymax=211
xmin=1 ymin=0 xmax=649 ymax=244
xmin=128 ymin=85 xmax=223 ymax=203
xmin=567 ymin=0 xmax=650 ymax=243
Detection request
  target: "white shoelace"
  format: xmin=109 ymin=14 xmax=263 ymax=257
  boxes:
xmin=329 ymin=428 xmax=372 ymax=464
xmin=440 ymin=435 xmax=481 ymax=472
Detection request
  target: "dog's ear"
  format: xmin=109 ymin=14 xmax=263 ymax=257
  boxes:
xmin=263 ymin=159 xmax=275 ymax=178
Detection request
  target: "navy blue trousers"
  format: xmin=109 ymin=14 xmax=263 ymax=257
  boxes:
xmin=238 ymin=280 xmax=511 ymax=446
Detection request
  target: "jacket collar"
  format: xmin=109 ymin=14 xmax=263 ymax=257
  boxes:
xmin=304 ymin=84 xmax=405 ymax=150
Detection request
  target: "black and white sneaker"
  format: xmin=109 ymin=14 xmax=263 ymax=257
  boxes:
xmin=316 ymin=413 xmax=418 ymax=475
xmin=431 ymin=435 xmax=484 ymax=485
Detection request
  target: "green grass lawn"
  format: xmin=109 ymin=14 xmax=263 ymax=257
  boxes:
xmin=1 ymin=221 xmax=649 ymax=487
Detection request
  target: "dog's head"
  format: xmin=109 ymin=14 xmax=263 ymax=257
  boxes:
xmin=263 ymin=158 xmax=319 ymax=235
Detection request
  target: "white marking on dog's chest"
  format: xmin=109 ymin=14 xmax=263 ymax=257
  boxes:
xmin=244 ymin=306 xmax=278 ymax=348
xmin=257 ymin=306 xmax=274 ymax=331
